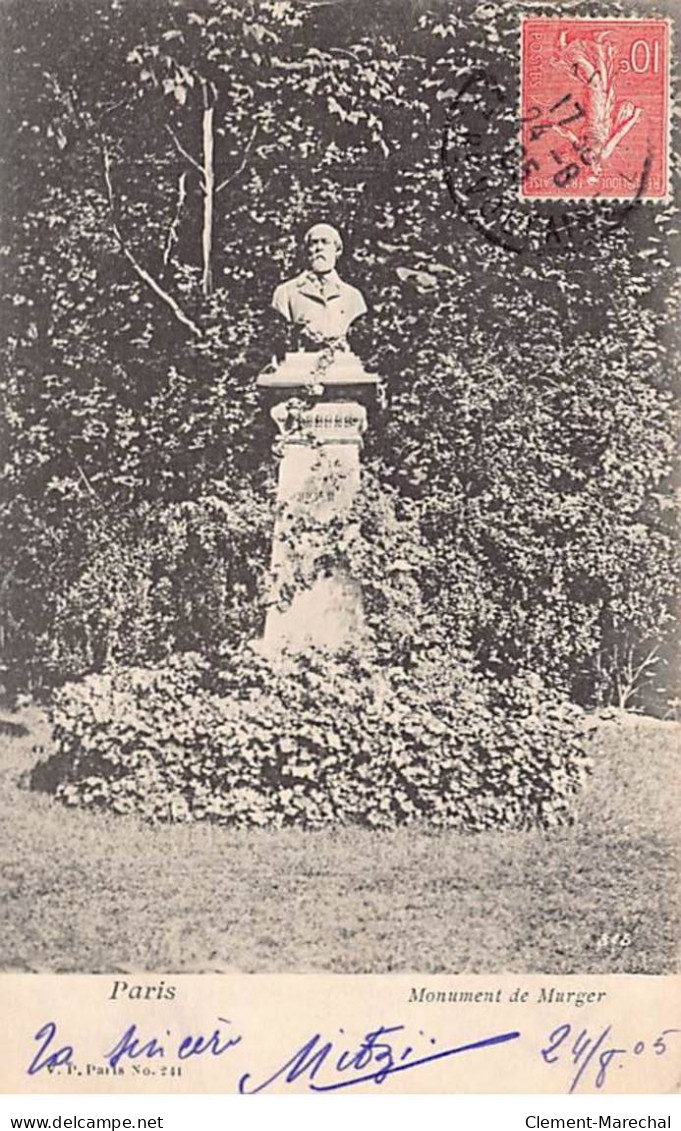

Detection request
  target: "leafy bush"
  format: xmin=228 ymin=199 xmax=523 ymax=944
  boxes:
xmin=33 ymin=648 xmax=592 ymax=831
xmin=389 ymin=346 xmax=678 ymax=706
xmin=2 ymin=486 xmax=273 ymax=692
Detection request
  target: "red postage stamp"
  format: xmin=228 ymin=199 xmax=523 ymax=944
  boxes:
xmin=520 ymin=18 xmax=670 ymax=200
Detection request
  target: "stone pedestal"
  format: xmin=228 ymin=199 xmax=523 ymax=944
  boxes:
xmin=258 ymin=351 xmax=378 ymax=654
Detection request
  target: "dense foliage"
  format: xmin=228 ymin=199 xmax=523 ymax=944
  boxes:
xmin=2 ymin=0 xmax=679 ymax=722
xmin=33 ymin=648 xmax=591 ymax=829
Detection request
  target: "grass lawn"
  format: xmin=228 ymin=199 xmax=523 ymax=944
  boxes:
xmin=1 ymin=707 xmax=678 ymax=974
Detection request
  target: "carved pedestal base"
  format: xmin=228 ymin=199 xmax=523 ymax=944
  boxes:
xmin=262 ymin=399 xmax=368 ymax=655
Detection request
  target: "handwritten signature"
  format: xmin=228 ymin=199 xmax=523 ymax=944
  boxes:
xmin=238 ymin=1025 xmax=520 ymax=1093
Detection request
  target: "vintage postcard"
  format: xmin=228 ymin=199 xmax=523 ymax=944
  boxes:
xmin=1 ymin=0 xmax=679 ymax=1097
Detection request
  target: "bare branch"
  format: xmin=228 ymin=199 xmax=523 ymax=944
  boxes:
xmin=74 ymin=460 xmax=102 ymax=504
xmin=98 ymin=94 xmax=141 ymax=121
xmin=119 ymin=246 xmax=204 ymax=338
xmin=101 ymin=147 xmax=204 ymax=339
xmin=216 ymin=124 xmax=258 ymax=194
xmin=165 ymin=124 xmax=203 ymax=174
xmin=614 ymin=640 xmax=661 ymax=709
xmin=163 ymin=171 xmax=187 ymax=267
xmin=630 ymin=642 xmax=660 ymax=683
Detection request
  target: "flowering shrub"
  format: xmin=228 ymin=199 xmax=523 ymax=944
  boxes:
xmin=34 ymin=648 xmax=592 ymax=830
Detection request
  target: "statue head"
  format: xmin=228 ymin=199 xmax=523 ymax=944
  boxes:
xmin=304 ymin=223 xmax=343 ymax=276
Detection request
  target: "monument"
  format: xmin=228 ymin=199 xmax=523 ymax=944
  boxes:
xmin=257 ymin=223 xmax=378 ymax=653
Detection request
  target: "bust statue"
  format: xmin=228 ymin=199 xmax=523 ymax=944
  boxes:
xmin=259 ymin=223 xmax=376 ymax=392
xmin=271 ymin=223 xmax=367 ymax=350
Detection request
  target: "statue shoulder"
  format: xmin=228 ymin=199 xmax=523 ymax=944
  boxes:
xmin=275 ymin=272 xmax=307 ymax=295
xmin=272 ymin=273 xmax=305 ymax=319
xmin=340 ymin=279 xmax=368 ymax=316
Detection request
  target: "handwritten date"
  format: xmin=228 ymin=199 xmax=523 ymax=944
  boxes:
xmin=541 ymin=1022 xmax=680 ymax=1094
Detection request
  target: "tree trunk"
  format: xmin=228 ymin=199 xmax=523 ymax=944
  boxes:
xmin=201 ymin=103 xmax=214 ymax=297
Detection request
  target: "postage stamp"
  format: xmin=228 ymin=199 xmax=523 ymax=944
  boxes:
xmin=520 ymin=19 xmax=670 ymax=200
